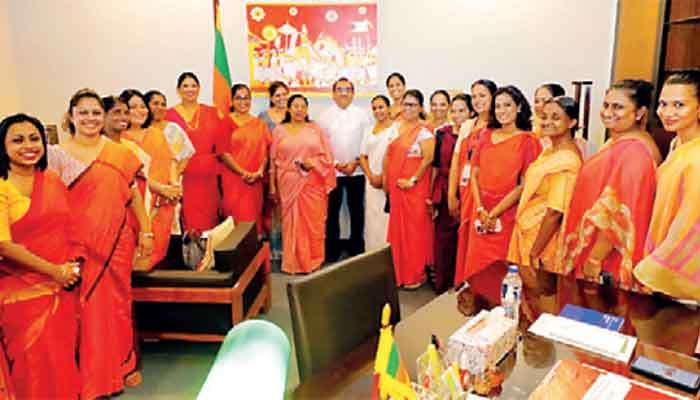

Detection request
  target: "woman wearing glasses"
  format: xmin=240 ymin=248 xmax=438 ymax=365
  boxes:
xmin=384 ymin=89 xmax=435 ymax=289
xmin=220 ymin=83 xmax=272 ymax=236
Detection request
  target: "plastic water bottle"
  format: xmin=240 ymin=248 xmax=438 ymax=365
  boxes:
xmin=501 ymin=265 xmax=522 ymax=321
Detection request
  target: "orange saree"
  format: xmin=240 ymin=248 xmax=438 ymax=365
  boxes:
xmin=271 ymin=123 xmax=336 ymax=274
xmin=386 ymin=124 xmax=434 ymax=286
xmin=0 ymin=171 xmax=80 ymax=400
xmin=562 ymin=135 xmax=658 ymax=290
xmin=123 ymin=127 xmax=177 ymax=269
xmin=166 ymin=104 xmax=226 ymax=232
xmin=221 ymin=116 xmax=272 ymax=235
xmin=463 ymin=130 xmax=541 ymax=303
xmin=454 ymin=126 xmax=486 ymax=286
xmin=49 ymin=140 xmax=142 ymax=400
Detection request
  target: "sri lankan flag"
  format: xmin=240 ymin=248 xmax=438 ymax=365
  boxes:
xmin=212 ymin=0 xmax=232 ymax=114
xmin=372 ymin=304 xmax=415 ymax=400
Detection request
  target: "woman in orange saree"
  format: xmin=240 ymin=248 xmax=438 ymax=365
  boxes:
xmin=122 ymin=89 xmax=181 ymax=270
xmin=270 ymin=94 xmax=335 ymax=274
xmin=562 ymin=80 xmax=660 ymax=295
xmin=384 ymin=89 xmax=435 ymax=288
xmin=464 ymin=86 xmax=541 ymax=305
xmin=221 ymin=84 xmax=272 ymax=236
xmin=634 ymin=71 xmax=700 ymax=301
xmin=0 ymin=114 xmax=81 ymax=399
xmin=449 ymin=79 xmax=497 ymax=287
xmin=166 ymin=72 xmax=227 ymax=232
xmin=49 ymin=89 xmax=152 ymax=400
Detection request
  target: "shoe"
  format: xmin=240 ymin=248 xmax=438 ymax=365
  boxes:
xmin=124 ymin=371 xmax=143 ymax=387
xmin=403 ymin=282 xmax=422 ymax=290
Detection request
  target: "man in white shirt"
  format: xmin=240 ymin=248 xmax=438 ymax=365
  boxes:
xmin=318 ymin=77 xmax=371 ymax=262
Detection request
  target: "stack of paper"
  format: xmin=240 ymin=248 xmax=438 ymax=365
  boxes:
xmin=528 ymin=313 xmax=636 ymax=363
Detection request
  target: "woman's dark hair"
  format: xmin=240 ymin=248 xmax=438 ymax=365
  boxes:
xmin=144 ymin=90 xmax=166 ymax=106
xmin=282 ymin=94 xmax=311 ymax=124
xmin=451 ymin=93 xmax=476 ymax=118
xmin=63 ymin=88 xmax=104 ymax=134
xmin=546 ymin=96 xmax=579 ymax=137
xmin=430 ymin=89 xmax=451 ymax=104
xmin=489 ymin=85 xmax=533 ymax=131
xmin=230 ymin=83 xmax=251 ymax=112
xmin=177 ymin=72 xmax=200 ymax=88
xmin=268 ymin=81 xmax=289 ymax=107
xmin=371 ymin=94 xmax=391 ymax=107
xmin=537 ymin=83 xmax=566 ymax=98
xmin=664 ymin=69 xmax=700 ymax=102
xmin=102 ymin=95 xmax=125 ymax=113
xmin=385 ymin=72 xmax=406 ymax=87
xmin=0 ymin=113 xmax=48 ymax=179
xmin=608 ymin=79 xmax=654 ymax=110
xmin=470 ymin=79 xmax=498 ymax=97
xmin=120 ymin=89 xmax=152 ymax=128
xmin=402 ymin=89 xmax=427 ymax=120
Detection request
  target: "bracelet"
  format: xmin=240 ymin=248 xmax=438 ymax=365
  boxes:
xmin=476 ymin=206 xmax=486 ymax=214
xmin=409 ymin=176 xmax=418 ymax=185
xmin=139 ymin=232 xmax=154 ymax=238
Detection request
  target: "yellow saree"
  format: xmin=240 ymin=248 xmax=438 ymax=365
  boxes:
xmin=634 ymin=136 xmax=700 ymax=301
xmin=508 ymin=147 xmax=582 ymax=272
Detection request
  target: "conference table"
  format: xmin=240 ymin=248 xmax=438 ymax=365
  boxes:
xmin=295 ymin=270 xmax=700 ymax=399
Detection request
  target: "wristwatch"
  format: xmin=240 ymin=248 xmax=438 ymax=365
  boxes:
xmin=409 ymin=176 xmax=418 ymax=185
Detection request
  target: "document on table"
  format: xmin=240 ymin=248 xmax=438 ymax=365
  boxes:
xmin=528 ymin=313 xmax=637 ymax=363
xmin=581 ymin=373 xmax=631 ymax=400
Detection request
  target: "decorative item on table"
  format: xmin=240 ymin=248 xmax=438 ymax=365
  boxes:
xmin=372 ymin=303 xmax=416 ymax=400
xmin=446 ymin=307 xmax=518 ymax=376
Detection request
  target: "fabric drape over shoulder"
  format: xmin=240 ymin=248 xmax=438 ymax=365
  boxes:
xmin=508 ymin=146 xmax=582 ymax=272
xmin=0 ymin=171 xmax=80 ymax=400
xmin=562 ymin=135 xmax=658 ymax=290
xmin=271 ymin=123 xmax=335 ymax=274
xmin=220 ymin=116 xmax=272 ymax=234
xmin=634 ymin=136 xmax=700 ymax=301
xmin=49 ymin=140 xmax=143 ymax=400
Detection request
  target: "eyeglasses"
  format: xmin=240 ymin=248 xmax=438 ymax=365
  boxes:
xmin=334 ymin=88 xmax=353 ymax=94
xmin=233 ymin=96 xmax=251 ymax=101
xmin=402 ymin=103 xmax=420 ymax=108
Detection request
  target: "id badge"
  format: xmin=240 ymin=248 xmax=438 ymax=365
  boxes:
xmin=459 ymin=164 xmax=471 ymax=186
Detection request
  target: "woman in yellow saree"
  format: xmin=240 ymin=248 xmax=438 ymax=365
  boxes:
xmin=509 ymin=96 xmax=582 ymax=273
xmin=634 ymin=71 xmax=700 ymax=302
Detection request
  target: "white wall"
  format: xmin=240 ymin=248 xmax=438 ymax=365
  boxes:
xmin=0 ymin=0 xmax=21 ymax=117
xmin=6 ymin=0 xmax=617 ymax=146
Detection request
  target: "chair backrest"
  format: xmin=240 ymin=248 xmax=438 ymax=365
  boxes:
xmin=197 ymin=320 xmax=290 ymax=400
xmin=287 ymin=246 xmax=400 ymax=382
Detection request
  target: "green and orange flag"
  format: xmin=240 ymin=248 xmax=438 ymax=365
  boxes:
xmin=213 ymin=0 xmax=232 ymax=114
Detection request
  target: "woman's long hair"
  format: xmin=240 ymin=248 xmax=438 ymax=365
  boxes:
xmin=0 ymin=113 xmax=48 ymax=179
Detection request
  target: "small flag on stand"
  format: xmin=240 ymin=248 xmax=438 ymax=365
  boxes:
xmin=212 ymin=0 xmax=232 ymax=115
xmin=372 ymin=303 xmax=416 ymax=400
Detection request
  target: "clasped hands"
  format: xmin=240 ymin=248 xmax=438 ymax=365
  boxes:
xmin=335 ymin=160 xmax=357 ymax=176
xmin=475 ymin=206 xmax=500 ymax=234
xmin=241 ymin=167 xmax=265 ymax=184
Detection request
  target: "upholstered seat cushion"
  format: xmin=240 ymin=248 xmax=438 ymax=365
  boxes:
xmin=132 ymin=221 xmax=260 ymax=288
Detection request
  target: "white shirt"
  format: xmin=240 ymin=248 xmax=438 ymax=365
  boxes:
xmin=359 ymin=122 xmax=399 ymax=175
xmin=318 ymin=103 xmax=371 ymax=177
